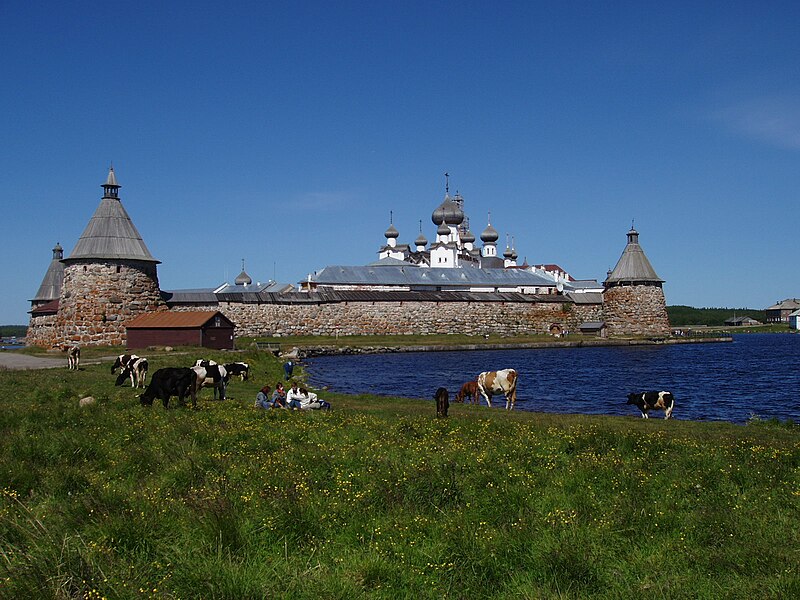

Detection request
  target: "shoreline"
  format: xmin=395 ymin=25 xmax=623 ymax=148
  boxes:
xmin=296 ymin=335 xmax=734 ymax=358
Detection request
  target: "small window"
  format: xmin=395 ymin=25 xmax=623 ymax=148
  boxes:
xmin=116 ymin=266 xmax=121 ymax=274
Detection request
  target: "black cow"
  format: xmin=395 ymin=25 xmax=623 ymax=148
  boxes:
xmin=192 ymin=363 xmax=229 ymax=400
xmin=435 ymin=386 xmax=449 ymax=418
xmin=224 ymin=361 xmax=250 ymax=381
xmin=626 ymin=391 xmax=675 ymax=419
xmin=139 ymin=367 xmax=198 ymax=409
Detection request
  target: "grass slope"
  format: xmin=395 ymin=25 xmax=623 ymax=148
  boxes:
xmin=1 ymin=348 xmax=798 ymax=599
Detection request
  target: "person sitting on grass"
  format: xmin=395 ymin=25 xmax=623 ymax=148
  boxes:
xmin=285 ymin=381 xmax=305 ymax=410
xmin=298 ymin=387 xmax=332 ymax=411
xmin=254 ymin=383 xmax=287 ymax=409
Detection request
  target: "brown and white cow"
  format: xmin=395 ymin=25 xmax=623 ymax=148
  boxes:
xmin=454 ymin=380 xmax=479 ymax=404
xmin=477 ymin=369 xmax=518 ymax=410
xmin=63 ymin=345 xmax=80 ymax=370
xmin=626 ymin=391 xmax=675 ymax=419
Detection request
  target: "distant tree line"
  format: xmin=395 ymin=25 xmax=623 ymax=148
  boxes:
xmin=667 ymin=305 xmax=766 ymax=327
xmin=0 ymin=325 xmax=27 ymax=338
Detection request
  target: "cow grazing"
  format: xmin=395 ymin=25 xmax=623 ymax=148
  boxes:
xmin=434 ymin=387 xmax=449 ymax=418
xmin=454 ymin=380 xmax=479 ymax=404
xmin=192 ymin=363 xmax=229 ymax=400
xmin=115 ymin=356 xmax=149 ymax=388
xmin=139 ymin=367 xmax=198 ymax=409
xmin=477 ymin=369 xmax=519 ymax=410
xmin=64 ymin=345 xmax=80 ymax=370
xmin=194 ymin=359 xmax=217 ymax=367
xmin=627 ymin=391 xmax=675 ymax=419
xmin=224 ymin=361 xmax=250 ymax=381
xmin=111 ymin=354 xmax=138 ymax=374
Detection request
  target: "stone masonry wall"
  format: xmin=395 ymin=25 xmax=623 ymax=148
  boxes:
xmin=602 ymin=285 xmax=670 ymax=337
xmin=26 ymin=312 xmax=58 ymax=347
xmin=172 ymin=299 xmax=604 ymax=338
xmin=52 ymin=260 xmax=166 ymax=347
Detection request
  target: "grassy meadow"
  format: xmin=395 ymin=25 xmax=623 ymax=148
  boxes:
xmin=1 ymin=347 xmax=798 ymax=599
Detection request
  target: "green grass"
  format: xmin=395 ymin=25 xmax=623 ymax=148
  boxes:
xmin=1 ymin=348 xmax=798 ymax=598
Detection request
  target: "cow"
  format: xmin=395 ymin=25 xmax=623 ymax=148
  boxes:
xmin=224 ymin=361 xmax=250 ymax=382
xmin=64 ymin=345 xmax=80 ymax=370
xmin=477 ymin=369 xmax=518 ymax=410
xmin=192 ymin=363 xmax=229 ymax=400
xmin=194 ymin=359 xmax=217 ymax=367
xmin=115 ymin=356 xmax=149 ymax=388
xmin=454 ymin=380 xmax=479 ymax=404
xmin=139 ymin=367 xmax=198 ymax=409
xmin=111 ymin=354 xmax=138 ymax=375
xmin=434 ymin=387 xmax=449 ymax=418
xmin=627 ymin=391 xmax=675 ymax=419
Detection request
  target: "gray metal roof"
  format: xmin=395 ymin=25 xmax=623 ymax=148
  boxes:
xmin=604 ymin=228 xmax=662 ymax=284
xmin=65 ymin=172 xmax=159 ymax=263
xmin=31 ymin=243 xmax=65 ymax=302
xmin=308 ymin=265 xmax=557 ymax=289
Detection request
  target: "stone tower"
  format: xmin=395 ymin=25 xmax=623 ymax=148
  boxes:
xmin=53 ymin=167 xmax=166 ymax=347
xmin=603 ymin=226 xmax=670 ymax=337
xmin=26 ymin=243 xmax=66 ymax=346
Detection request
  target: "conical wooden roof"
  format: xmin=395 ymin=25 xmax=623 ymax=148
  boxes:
xmin=64 ymin=168 xmax=159 ymax=263
xmin=31 ymin=243 xmax=65 ymax=302
xmin=605 ymin=227 xmax=663 ymax=285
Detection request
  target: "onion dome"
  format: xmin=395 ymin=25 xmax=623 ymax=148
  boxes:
xmin=415 ymin=231 xmax=428 ymax=246
xmin=503 ymin=244 xmax=513 ymax=259
xmin=235 ymin=270 xmax=252 ymax=286
xmin=384 ymin=223 xmax=399 ymax=239
xmin=431 ymin=194 xmax=464 ymax=225
xmin=461 ymin=229 xmax=475 ymax=244
xmin=481 ymin=222 xmax=499 ymax=243
xmin=437 ymin=221 xmax=451 ymax=236
xmin=235 ymin=259 xmax=252 ymax=286
xmin=511 ymin=247 xmax=518 ymax=260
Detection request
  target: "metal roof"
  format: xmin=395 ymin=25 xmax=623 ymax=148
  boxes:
xmin=125 ymin=310 xmax=234 ymax=329
xmin=65 ymin=173 xmax=159 ymax=263
xmin=605 ymin=228 xmax=662 ymax=284
xmin=766 ymin=298 xmax=800 ymax=310
xmin=566 ymin=291 xmax=604 ymax=304
xmin=309 ymin=265 xmax=557 ymax=289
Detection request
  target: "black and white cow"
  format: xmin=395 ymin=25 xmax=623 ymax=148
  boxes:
xmin=111 ymin=354 xmax=138 ymax=375
xmin=192 ymin=362 xmax=229 ymax=400
xmin=139 ymin=367 xmax=198 ymax=409
xmin=115 ymin=356 xmax=149 ymax=388
xmin=224 ymin=362 xmax=250 ymax=381
xmin=626 ymin=391 xmax=675 ymax=419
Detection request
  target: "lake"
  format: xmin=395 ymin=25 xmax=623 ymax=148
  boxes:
xmin=306 ymin=333 xmax=800 ymax=423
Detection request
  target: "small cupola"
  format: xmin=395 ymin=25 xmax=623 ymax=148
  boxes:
xmin=235 ymin=259 xmax=252 ymax=286
xmin=102 ymin=165 xmax=121 ymax=199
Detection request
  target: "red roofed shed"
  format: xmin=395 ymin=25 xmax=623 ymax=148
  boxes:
xmin=125 ymin=311 xmax=235 ymax=350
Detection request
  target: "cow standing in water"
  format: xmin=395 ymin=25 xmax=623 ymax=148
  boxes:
xmin=477 ymin=369 xmax=519 ymax=410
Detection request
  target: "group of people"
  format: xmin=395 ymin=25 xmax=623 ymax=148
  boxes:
xmin=255 ymin=380 xmax=331 ymax=411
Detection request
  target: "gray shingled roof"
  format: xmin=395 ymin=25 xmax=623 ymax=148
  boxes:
xmin=605 ymin=228 xmax=662 ymax=284
xmin=65 ymin=173 xmax=159 ymax=263
xmin=31 ymin=243 xmax=65 ymax=302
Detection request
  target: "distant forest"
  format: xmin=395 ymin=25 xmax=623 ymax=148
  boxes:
xmin=666 ymin=305 xmax=765 ymax=327
xmin=0 ymin=325 xmax=27 ymax=337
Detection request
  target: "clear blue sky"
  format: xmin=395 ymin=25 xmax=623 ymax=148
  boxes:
xmin=2 ymin=1 xmax=799 ymax=325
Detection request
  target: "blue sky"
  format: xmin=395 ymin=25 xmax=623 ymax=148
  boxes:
xmin=2 ymin=1 xmax=799 ymax=325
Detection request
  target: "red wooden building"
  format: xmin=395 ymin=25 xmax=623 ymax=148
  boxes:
xmin=125 ymin=311 xmax=236 ymax=350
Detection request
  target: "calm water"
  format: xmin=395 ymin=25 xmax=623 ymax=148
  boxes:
xmin=306 ymin=334 xmax=800 ymax=423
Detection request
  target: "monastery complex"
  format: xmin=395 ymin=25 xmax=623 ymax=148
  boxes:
xmin=27 ymin=169 xmax=670 ymax=347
